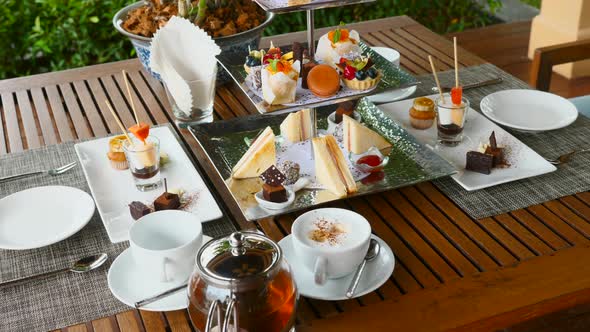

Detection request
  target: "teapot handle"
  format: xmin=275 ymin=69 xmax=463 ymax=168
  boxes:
xmin=204 ymin=299 xmax=239 ymax=332
xmin=222 ymin=299 xmax=238 ymax=332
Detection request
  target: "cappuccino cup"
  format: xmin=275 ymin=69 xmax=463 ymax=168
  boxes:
xmin=291 ymin=208 xmax=371 ymax=285
xmin=129 ymin=210 xmax=203 ymax=283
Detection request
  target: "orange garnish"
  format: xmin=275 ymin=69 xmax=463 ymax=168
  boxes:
xmin=129 ymin=123 xmax=150 ymax=143
xmin=266 ymin=59 xmax=293 ymax=75
xmin=328 ymin=28 xmax=350 ymax=44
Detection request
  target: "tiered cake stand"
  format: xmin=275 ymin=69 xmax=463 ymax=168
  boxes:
xmin=217 ymin=0 xmax=419 ymax=140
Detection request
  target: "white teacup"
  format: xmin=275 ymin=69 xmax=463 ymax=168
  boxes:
xmin=371 ymin=46 xmax=401 ymax=67
xmin=129 ymin=210 xmax=203 ymax=283
xmin=291 ymin=208 xmax=371 ymax=285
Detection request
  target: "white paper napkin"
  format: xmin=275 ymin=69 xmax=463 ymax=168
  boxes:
xmin=149 ymin=16 xmax=222 ymax=115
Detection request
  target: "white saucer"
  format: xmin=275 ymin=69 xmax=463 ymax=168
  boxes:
xmin=279 ymin=234 xmax=395 ymax=301
xmin=367 ymin=85 xmax=417 ymax=104
xmin=108 ymin=235 xmax=212 ymax=311
xmin=480 ymin=89 xmax=578 ymax=132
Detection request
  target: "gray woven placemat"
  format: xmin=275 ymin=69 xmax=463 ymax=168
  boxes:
xmin=409 ymin=63 xmax=590 ymax=219
xmin=0 ymin=138 xmax=236 ymax=331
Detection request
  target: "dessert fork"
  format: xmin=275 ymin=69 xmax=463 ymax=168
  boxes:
xmin=545 ymin=149 xmax=590 ymax=165
xmin=0 ymin=161 xmax=77 ymax=184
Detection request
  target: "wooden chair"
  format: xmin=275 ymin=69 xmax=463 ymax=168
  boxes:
xmin=530 ymin=39 xmax=590 ymax=91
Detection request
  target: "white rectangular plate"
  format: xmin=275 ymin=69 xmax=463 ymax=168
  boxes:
xmin=75 ymin=126 xmax=223 ymax=243
xmin=378 ymin=94 xmax=557 ymax=191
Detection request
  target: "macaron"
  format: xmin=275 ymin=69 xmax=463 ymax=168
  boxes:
xmin=306 ymin=64 xmax=340 ymax=98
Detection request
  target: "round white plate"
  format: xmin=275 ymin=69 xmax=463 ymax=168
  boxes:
xmin=0 ymin=186 xmax=95 ymax=250
xmin=367 ymin=85 xmax=417 ymax=104
xmin=108 ymin=235 xmax=212 ymax=311
xmin=480 ymin=89 xmax=578 ymax=132
xmin=279 ymin=234 xmax=395 ymax=301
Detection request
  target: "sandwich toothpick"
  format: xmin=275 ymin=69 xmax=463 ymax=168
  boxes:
xmin=453 ymin=37 xmax=459 ymax=88
xmin=122 ymin=70 xmax=139 ymax=126
xmin=428 ymin=55 xmax=445 ymax=102
xmin=105 ymin=99 xmax=134 ymax=147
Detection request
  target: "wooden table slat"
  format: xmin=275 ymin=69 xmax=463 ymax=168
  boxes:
xmin=116 ymin=311 xmax=144 ymax=332
xmin=493 ymin=214 xmax=555 ymax=256
xmin=164 ymin=310 xmax=192 ymax=332
xmin=1 ymin=92 xmax=24 ymax=152
xmin=379 ymin=30 xmax=453 ymax=71
xmin=478 ymin=217 xmax=535 ymax=261
xmin=138 ymin=311 xmax=167 ymax=332
xmin=91 ymin=317 xmax=118 ymax=332
xmin=384 ymin=190 xmax=480 ymax=277
xmin=346 ymin=197 xmax=440 ymax=288
xmin=415 ymin=182 xmax=519 ymax=266
xmin=30 ymin=87 xmax=59 ymax=145
xmin=544 ymin=200 xmax=590 ymax=239
xmin=403 ymin=24 xmax=485 ymax=67
xmin=58 ymin=83 xmax=93 ymax=139
xmin=45 ymin=85 xmax=75 ymax=142
xmin=100 ymin=76 xmax=137 ymax=129
xmin=399 ymin=186 xmax=500 ymax=271
xmin=71 ymin=80 xmax=109 ymax=138
xmin=366 ymin=32 xmax=429 ymax=74
xmin=14 ymin=90 xmax=41 ymax=149
xmin=126 ymin=71 xmax=171 ymax=125
xmin=527 ymin=204 xmax=590 ymax=245
xmin=509 ymin=209 xmax=572 ymax=251
xmin=364 ymin=195 xmax=461 ymax=282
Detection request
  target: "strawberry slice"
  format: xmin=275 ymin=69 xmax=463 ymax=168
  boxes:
xmin=451 ymin=86 xmax=463 ymax=105
xmin=129 ymin=123 xmax=150 ymax=143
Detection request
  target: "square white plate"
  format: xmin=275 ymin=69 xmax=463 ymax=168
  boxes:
xmin=75 ymin=126 xmax=223 ymax=243
xmin=378 ymin=94 xmax=557 ymax=191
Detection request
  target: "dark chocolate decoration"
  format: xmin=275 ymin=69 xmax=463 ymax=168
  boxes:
xmin=259 ymin=165 xmax=286 ymax=186
xmin=489 ymin=131 xmax=497 ymax=149
xmin=129 ymin=201 xmax=152 ymax=220
xmin=465 ymin=151 xmax=493 ymax=175
xmin=484 ymin=146 xmax=504 ymax=167
xmin=262 ymin=183 xmax=288 ymax=203
xmin=292 ymin=42 xmax=304 ymax=63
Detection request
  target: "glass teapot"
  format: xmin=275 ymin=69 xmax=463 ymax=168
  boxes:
xmin=188 ymin=231 xmax=298 ymax=332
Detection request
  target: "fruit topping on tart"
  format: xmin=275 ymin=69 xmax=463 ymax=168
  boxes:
xmin=336 ymin=54 xmax=381 ymax=90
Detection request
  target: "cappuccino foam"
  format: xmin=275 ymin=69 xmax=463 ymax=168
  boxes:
xmin=298 ymin=218 xmax=362 ymax=248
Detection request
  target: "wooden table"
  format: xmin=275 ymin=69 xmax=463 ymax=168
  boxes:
xmin=3 ymin=16 xmax=590 ymax=332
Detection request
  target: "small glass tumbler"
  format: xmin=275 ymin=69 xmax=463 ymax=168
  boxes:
xmin=164 ymin=66 xmax=217 ymax=127
xmin=123 ymin=135 xmax=161 ymax=192
xmin=435 ymin=96 xmax=470 ymax=146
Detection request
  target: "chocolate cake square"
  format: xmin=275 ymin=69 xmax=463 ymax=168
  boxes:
xmin=335 ymin=101 xmax=355 ymax=123
xmin=466 ymin=151 xmax=493 ymax=175
xmin=154 ymin=193 xmax=181 ymax=211
xmin=484 ymin=146 xmax=504 ymax=167
xmin=260 ymin=165 xmax=286 ymax=186
xmin=262 ymin=183 xmax=288 ymax=203
xmin=301 ymin=62 xmax=317 ymax=89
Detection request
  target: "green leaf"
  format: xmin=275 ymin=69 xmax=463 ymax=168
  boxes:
xmin=89 ymin=16 xmax=99 ymax=23
xmin=333 ymin=28 xmax=341 ymax=43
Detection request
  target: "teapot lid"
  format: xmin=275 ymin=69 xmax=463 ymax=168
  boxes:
xmin=196 ymin=231 xmax=282 ymax=289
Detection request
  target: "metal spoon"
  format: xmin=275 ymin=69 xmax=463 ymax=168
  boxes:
xmin=346 ymin=239 xmax=380 ymax=298
xmin=0 ymin=253 xmax=108 ymax=288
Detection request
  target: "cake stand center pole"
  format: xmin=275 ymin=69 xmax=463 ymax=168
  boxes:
xmin=306 ymin=9 xmax=315 ymax=57
xmin=306 ymin=9 xmax=318 ymax=149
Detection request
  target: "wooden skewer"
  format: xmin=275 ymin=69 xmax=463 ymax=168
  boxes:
xmin=105 ymin=99 xmax=134 ymax=146
xmin=453 ymin=37 xmax=459 ymax=88
xmin=122 ymin=70 xmax=139 ymax=126
xmin=428 ymin=55 xmax=445 ymax=102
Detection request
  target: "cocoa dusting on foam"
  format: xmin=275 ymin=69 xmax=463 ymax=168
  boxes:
xmin=308 ymin=218 xmax=346 ymax=246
